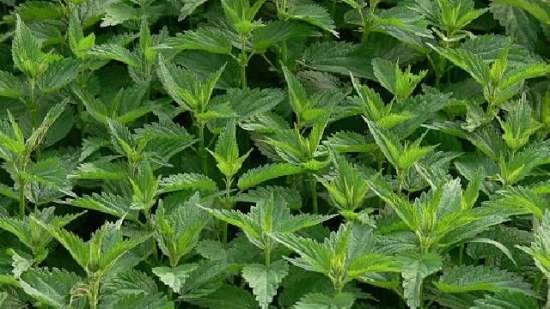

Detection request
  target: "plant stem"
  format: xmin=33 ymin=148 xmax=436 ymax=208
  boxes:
xmin=17 ymin=176 xmax=26 ymax=218
xmin=88 ymin=277 xmax=100 ymax=309
xmin=310 ymin=175 xmax=318 ymax=213
xmin=239 ymin=35 xmax=248 ymax=89
xmin=240 ymin=63 xmax=247 ymax=89
xmin=197 ymin=122 xmax=207 ymax=175
xmin=546 ymin=278 xmax=550 ymax=309
xmin=29 ymin=78 xmax=38 ymax=128
xmin=264 ymin=243 xmax=271 ymax=267
xmin=396 ymin=169 xmax=404 ymax=193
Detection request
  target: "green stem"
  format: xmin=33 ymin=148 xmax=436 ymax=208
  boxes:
xmin=197 ymin=122 xmax=207 ymax=175
xmin=396 ymin=169 xmax=404 ymax=193
xmin=310 ymin=175 xmax=318 ymax=214
xmin=221 ymin=222 xmax=228 ymax=244
xmin=18 ymin=177 xmax=26 ymax=218
xmin=545 ymin=279 xmax=550 ymax=309
xmin=239 ymin=35 xmax=248 ymax=89
xmin=240 ymin=63 xmax=247 ymax=89
xmin=29 ymin=78 xmax=38 ymax=128
xmin=458 ymin=243 xmax=465 ymax=265
xmin=221 ymin=176 xmax=232 ymax=243
xmin=88 ymin=277 xmax=100 ymax=309
xmin=264 ymin=243 xmax=271 ymax=267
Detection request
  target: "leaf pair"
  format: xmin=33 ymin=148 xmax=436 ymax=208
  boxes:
xmin=366 ymin=120 xmax=436 ymax=172
xmin=272 ymin=223 xmax=401 ymax=293
xmin=201 ymin=194 xmax=332 ymax=252
xmin=157 ymin=55 xmax=225 ymax=122
xmin=367 ymin=176 xmax=507 ymax=252
xmin=0 ymin=208 xmax=82 ymax=263
xmin=431 ymin=41 xmax=550 ymax=107
xmin=372 ymin=58 xmax=427 ymax=101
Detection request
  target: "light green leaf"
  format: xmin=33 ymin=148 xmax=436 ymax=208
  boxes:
xmin=237 ymin=163 xmax=305 ymax=190
xmin=0 ymin=71 xmax=23 ymax=98
xmin=399 ymin=253 xmax=443 ymax=309
xmin=435 ymin=265 xmax=533 ymax=295
xmin=293 ymin=292 xmax=355 ymax=309
xmin=242 ymin=260 xmax=289 ymax=309
xmin=168 ymin=27 xmax=233 ymax=55
xmin=159 ymin=173 xmax=217 ymax=193
xmin=152 ymin=264 xmax=198 ymax=294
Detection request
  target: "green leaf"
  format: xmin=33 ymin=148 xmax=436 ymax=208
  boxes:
xmin=366 ymin=120 xmax=435 ymax=171
xmin=152 ymin=264 xmax=198 ymax=294
xmin=272 ymin=224 xmax=400 ymax=291
xmin=372 ymin=58 xmax=427 ymax=101
xmin=319 ymin=153 xmax=370 ymax=212
xmin=68 ymin=193 xmax=138 ymax=221
xmin=26 ymin=101 xmax=68 ymax=152
xmin=202 ymin=195 xmax=331 ymax=250
xmin=154 ymin=195 xmax=209 ymax=266
xmin=470 ymin=291 xmax=539 ymax=309
xmin=242 ymin=260 xmax=289 ymax=309
xmin=18 ymin=268 xmax=82 ymax=308
xmin=399 ymin=253 xmax=443 ymax=309
xmin=89 ymin=44 xmax=140 ymax=67
xmin=157 ymin=55 xmax=224 ymax=112
xmin=435 ymin=265 xmax=533 ymax=295
xmin=286 ymin=3 xmax=338 ymax=37
xmin=498 ymin=96 xmax=542 ymax=150
xmin=0 ymin=71 xmax=23 ymax=98
xmin=208 ymin=119 xmax=251 ymax=178
xmin=168 ymin=27 xmax=233 ymax=55
xmin=103 ymin=294 xmax=174 ymax=309
xmin=252 ymin=21 xmax=314 ymax=52
xmin=429 ymin=44 xmax=490 ymax=85
xmin=293 ymin=292 xmax=355 ymax=309
xmin=493 ymin=0 xmax=550 ymax=24
xmin=159 ymin=173 xmax=218 ymax=193
xmin=188 ymin=284 xmax=257 ymax=309
xmin=518 ymin=210 xmax=550 ymax=277
xmin=37 ymin=58 xmax=80 ymax=92
xmin=490 ymin=2 xmax=540 ymax=49
xmin=12 ymin=15 xmax=61 ymax=77
xmin=0 ymin=208 xmax=81 ymax=259
xmin=237 ymin=163 xmax=305 ymax=190
xmin=324 ymin=131 xmax=376 ymax=153
xmin=179 ymin=0 xmax=208 ymax=20
xmin=69 ymin=162 xmax=126 ymax=181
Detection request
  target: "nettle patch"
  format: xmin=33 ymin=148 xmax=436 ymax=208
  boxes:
xmin=0 ymin=0 xmax=549 ymax=308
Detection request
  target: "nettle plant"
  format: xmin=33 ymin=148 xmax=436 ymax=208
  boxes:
xmin=0 ymin=0 xmax=549 ymax=308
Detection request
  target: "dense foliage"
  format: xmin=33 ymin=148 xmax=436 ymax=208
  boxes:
xmin=0 ymin=0 xmax=549 ymax=308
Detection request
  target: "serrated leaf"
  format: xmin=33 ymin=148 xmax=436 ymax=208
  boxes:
xmin=287 ymin=3 xmax=338 ymax=36
xmin=18 ymin=268 xmax=82 ymax=308
xmin=0 ymin=71 xmax=23 ymax=98
xmin=89 ymin=44 xmax=139 ymax=67
xmin=168 ymin=27 xmax=233 ymax=55
xmin=399 ymin=253 xmax=443 ymax=309
xmin=202 ymin=195 xmax=331 ymax=250
xmin=68 ymin=193 xmax=138 ymax=221
xmin=293 ymin=292 xmax=355 ymax=309
xmin=435 ymin=265 xmax=533 ymax=295
xmin=494 ymin=0 xmax=550 ymax=24
xmin=188 ymin=284 xmax=257 ymax=309
xmin=470 ymin=291 xmax=539 ymax=309
xmin=152 ymin=264 xmax=198 ymax=294
xmin=242 ymin=260 xmax=289 ymax=309
xmin=37 ymin=58 xmax=80 ymax=92
xmin=159 ymin=173 xmax=217 ymax=193
xmin=12 ymin=15 xmax=61 ymax=77
xmin=237 ymin=163 xmax=305 ymax=190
